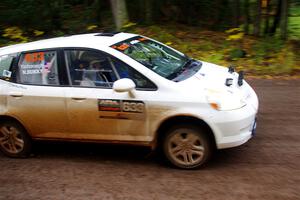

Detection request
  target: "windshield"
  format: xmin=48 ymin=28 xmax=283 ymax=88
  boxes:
xmin=111 ymin=36 xmax=202 ymax=81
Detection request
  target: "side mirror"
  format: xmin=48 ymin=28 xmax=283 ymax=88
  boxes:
xmin=113 ymin=78 xmax=136 ymax=93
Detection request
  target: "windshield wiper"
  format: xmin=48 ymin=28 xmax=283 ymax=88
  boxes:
xmin=166 ymin=58 xmax=193 ymax=80
xmin=182 ymin=58 xmax=194 ymax=70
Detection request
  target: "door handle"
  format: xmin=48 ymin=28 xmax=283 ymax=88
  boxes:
xmin=9 ymin=92 xmax=23 ymax=97
xmin=71 ymin=97 xmax=86 ymax=101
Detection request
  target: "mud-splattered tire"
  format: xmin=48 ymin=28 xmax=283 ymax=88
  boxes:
xmin=0 ymin=120 xmax=31 ymax=158
xmin=163 ymin=124 xmax=212 ymax=169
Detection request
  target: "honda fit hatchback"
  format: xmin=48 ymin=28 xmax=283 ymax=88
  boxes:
xmin=0 ymin=32 xmax=258 ymax=169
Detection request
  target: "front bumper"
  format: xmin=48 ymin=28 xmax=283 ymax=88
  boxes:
xmin=213 ymin=106 xmax=257 ymax=149
xmin=212 ymin=83 xmax=258 ymax=149
xmin=216 ymin=116 xmax=256 ymax=149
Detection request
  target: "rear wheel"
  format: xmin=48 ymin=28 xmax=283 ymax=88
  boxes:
xmin=0 ymin=121 xmax=31 ymax=158
xmin=163 ymin=124 xmax=212 ymax=169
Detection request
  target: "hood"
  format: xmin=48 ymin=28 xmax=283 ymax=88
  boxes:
xmin=179 ymin=61 xmax=241 ymax=90
xmin=177 ymin=61 xmax=251 ymax=109
xmin=172 ymin=61 xmax=258 ymax=111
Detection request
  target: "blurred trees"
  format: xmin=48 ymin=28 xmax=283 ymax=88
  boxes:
xmin=110 ymin=0 xmax=129 ymax=30
xmin=0 ymin=0 xmax=298 ymax=39
xmin=280 ymin=0 xmax=289 ymax=39
xmin=0 ymin=0 xmax=299 ymax=75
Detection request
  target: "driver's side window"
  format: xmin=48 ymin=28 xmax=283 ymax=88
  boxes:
xmin=64 ymin=50 xmax=116 ymax=88
xmin=64 ymin=49 xmax=157 ymax=90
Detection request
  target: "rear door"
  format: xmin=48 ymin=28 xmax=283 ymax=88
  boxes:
xmin=6 ymin=50 xmax=69 ymax=138
xmin=0 ymin=53 xmax=17 ymax=107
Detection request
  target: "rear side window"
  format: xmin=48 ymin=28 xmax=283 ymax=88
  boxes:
xmin=0 ymin=54 xmax=15 ymax=80
xmin=18 ymin=51 xmax=59 ymax=85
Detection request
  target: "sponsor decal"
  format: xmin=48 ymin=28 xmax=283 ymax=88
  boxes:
xmin=98 ymin=99 xmax=145 ymax=113
xmin=111 ymin=37 xmax=147 ymax=51
xmin=2 ymin=70 xmax=12 ymax=78
xmin=20 ymin=52 xmax=55 ymax=75
xmin=116 ymin=44 xmax=129 ymax=51
xmin=130 ymin=40 xmax=140 ymax=45
xmin=98 ymin=99 xmax=121 ymax=112
xmin=20 ymin=64 xmax=44 ymax=74
xmin=24 ymin=52 xmax=45 ymax=63
xmin=138 ymin=37 xmax=147 ymax=42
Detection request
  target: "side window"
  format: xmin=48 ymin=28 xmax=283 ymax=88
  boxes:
xmin=112 ymin=59 xmax=157 ymax=90
xmin=64 ymin=49 xmax=157 ymax=90
xmin=18 ymin=51 xmax=59 ymax=85
xmin=65 ymin=50 xmax=118 ymax=88
xmin=0 ymin=54 xmax=16 ymax=80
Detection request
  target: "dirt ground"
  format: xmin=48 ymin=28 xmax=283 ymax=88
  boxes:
xmin=0 ymin=79 xmax=299 ymax=200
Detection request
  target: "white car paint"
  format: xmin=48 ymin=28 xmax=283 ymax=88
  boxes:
xmin=0 ymin=32 xmax=258 ymax=150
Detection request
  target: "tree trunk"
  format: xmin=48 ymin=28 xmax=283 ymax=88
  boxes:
xmin=139 ymin=0 xmax=145 ymax=22
xmin=50 ymin=0 xmax=64 ymax=30
xmin=254 ymin=0 xmax=262 ymax=36
xmin=152 ymin=0 xmax=163 ymax=22
xmin=145 ymin=0 xmax=152 ymax=24
xmin=215 ymin=0 xmax=228 ymax=30
xmin=110 ymin=0 xmax=129 ymax=31
xmin=94 ymin=0 xmax=102 ymax=25
xmin=234 ymin=0 xmax=241 ymax=27
xmin=280 ymin=0 xmax=289 ymax=39
xmin=264 ymin=0 xmax=271 ymax=35
xmin=244 ymin=0 xmax=250 ymax=34
xmin=270 ymin=0 xmax=282 ymax=35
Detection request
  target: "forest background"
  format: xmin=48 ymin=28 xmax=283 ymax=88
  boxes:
xmin=0 ymin=0 xmax=299 ymax=77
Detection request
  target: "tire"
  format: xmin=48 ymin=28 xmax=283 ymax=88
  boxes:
xmin=162 ymin=124 xmax=212 ymax=169
xmin=0 ymin=120 xmax=32 ymax=158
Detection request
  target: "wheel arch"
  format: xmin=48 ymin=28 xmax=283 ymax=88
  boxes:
xmin=0 ymin=115 xmax=31 ymax=136
xmin=154 ymin=115 xmax=217 ymax=150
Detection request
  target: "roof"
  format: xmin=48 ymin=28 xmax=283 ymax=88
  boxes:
xmin=0 ymin=32 xmax=137 ymax=55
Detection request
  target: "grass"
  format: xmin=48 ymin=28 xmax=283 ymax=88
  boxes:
xmin=289 ymin=5 xmax=300 ymax=40
xmin=0 ymin=24 xmax=299 ymax=76
xmin=129 ymin=25 xmax=299 ymax=76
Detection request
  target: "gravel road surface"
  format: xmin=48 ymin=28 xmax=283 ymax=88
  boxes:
xmin=0 ymin=79 xmax=299 ymax=200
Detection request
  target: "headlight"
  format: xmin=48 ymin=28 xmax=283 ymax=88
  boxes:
xmin=206 ymin=88 xmax=246 ymax=111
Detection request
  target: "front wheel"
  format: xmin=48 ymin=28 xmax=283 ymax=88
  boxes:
xmin=0 ymin=121 xmax=32 ymax=158
xmin=163 ymin=125 xmax=212 ymax=169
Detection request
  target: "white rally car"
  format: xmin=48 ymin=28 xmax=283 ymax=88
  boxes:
xmin=0 ymin=32 xmax=258 ymax=169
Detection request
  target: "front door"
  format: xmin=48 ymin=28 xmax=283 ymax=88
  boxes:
xmin=63 ymin=49 xmax=157 ymax=142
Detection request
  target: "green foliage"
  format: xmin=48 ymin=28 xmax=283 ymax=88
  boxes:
xmin=289 ymin=16 xmax=300 ymax=40
xmin=243 ymin=37 xmax=296 ymax=74
xmin=225 ymin=28 xmax=244 ymax=41
xmin=229 ymin=48 xmax=246 ymax=60
xmin=206 ymin=53 xmax=224 ymax=64
xmin=33 ymin=30 xmax=44 ymax=37
xmin=252 ymin=38 xmax=284 ymax=59
xmin=86 ymin=25 xmax=98 ymax=31
xmin=2 ymin=27 xmax=28 ymax=44
xmin=0 ymin=0 xmax=299 ymax=41
xmin=130 ymin=25 xmax=298 ymax=75
xmin=52 ymin=30 xmax=65 ymax=37
xmin=0 ymin=0 xmax=299 ymax=76
xmin=288 ymin=4 xmax=300 ymax=40
xmin=122 ymin=22 xmax=137 ymax=29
